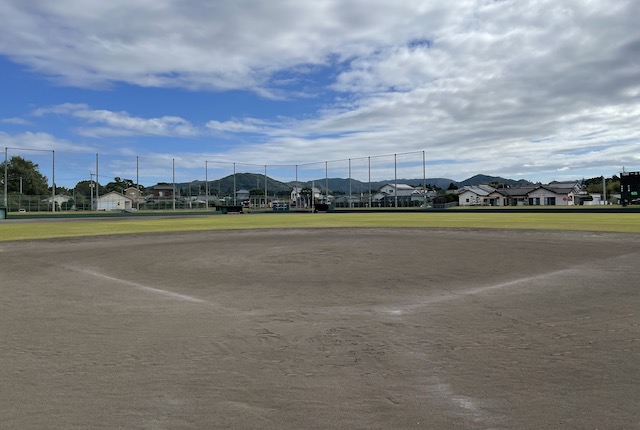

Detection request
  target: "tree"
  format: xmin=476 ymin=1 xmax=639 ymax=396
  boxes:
xmin=104 ymin=177 xmax=135 ymax=193
xmin=447 ymin=182 xmax=459 ymax=191
xmin=584 ymin=175 xmax=621 ymax=197
xmin=74 ymin=180 xmax=100 ymax=199
xmin=488 ymin=181 xmax=506 ymax=189
xmin=1 ymin=156 xmax=49 ymax=195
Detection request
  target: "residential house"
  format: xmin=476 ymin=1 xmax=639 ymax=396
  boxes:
xmin=379 ymin=183 xmax=415 ymax=197
xmin=123 ymin=187 xmax=145 ymax=206
xmin=457 ymin=182 xmax=589 ymax=206
xmin=235 ymin=189 xmax=250 ymax=203
xmin=411 ymin=188 xmax=438 ymax=205
xmin=334 ymin=195 xmax=362 ymax=208
xmin=375 ymin=183 xmax=416 ymax=206
xmin=544 ymin=182 xmax=590 ymax=205
xmin=291 ymin=185 xmax=323 ymax=208
xmin=490 ymin=187 xmax=536 ymax=206
xmin=457 ymin=185 xmax=496 ymax=206
xmin=151 ymin=184 xmax=174 ymax=200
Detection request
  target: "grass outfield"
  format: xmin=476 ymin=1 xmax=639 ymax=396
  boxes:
xmin=1 ymin=212 xmax=640 ymax=241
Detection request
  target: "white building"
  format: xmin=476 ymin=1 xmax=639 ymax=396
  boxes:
xmin=291 ymin=185 xmax=324 ymax=207
xmin=457 ymin=182 xmax=588 ymax=206
xmin=97 ymin=191 xmax=134 ymax=211
xmin=43 ymin=194 xmax=72 ymax=207
xmin=457 ymin=185 xmax=496 ymax=206
xmin=379 ymin=183 xmax=415 ymax=197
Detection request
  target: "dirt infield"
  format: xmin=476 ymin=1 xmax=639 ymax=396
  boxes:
xmin=1 ymin=228 xmax=639 ymax=429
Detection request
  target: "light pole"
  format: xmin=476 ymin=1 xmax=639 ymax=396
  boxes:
xmin=3 ymin=147 xmax=7 ymax=209
xmin=136 ymin=155 xmax=140 ymax=210
xmin=172 ymin=158 xmax=176 ymax=211
xmin=90 ymin=173 xmax=95 ymax=210
xmin=51 ymin=150 xmax=55 ymax=212
xmin=423 ymin=150 xmax=427 ymax=208
xmin=205 ymin=160 xmax=208 ymax=207
xmin=348 ymin=158 xmax=352 ymax=208
xmin=95 ymin=153 xmax=99 ymax=203
xmin=394 ymin=153 xmax=397 ymax=208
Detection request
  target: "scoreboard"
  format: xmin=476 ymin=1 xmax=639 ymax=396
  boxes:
xmin=621 ymin=171 xmax=640 ymax=206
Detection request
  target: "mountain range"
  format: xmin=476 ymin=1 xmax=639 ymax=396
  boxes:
xmin=176 ymin=173 xmax=534 ymax=196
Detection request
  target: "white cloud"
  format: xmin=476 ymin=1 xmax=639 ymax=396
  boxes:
xmin=206 ymin=118 xmax=274 ymax=134
xmin=34 ymin=103 xmax=199 ymax=137
xmin=0 ymin=117 xmax=30 ymax=125
xmin=0 ymin=131 xmax=91 ymax=153
xmin=1 ymin=0 xmax=639 ymax=182
xmin=0 ymin=0 xmax=433 ymax=91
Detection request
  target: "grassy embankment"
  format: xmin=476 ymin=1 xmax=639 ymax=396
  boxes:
xmin=1 ymin=212 xmax=640 ymax=241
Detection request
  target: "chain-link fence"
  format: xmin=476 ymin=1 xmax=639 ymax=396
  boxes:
xmin=2 ymin=147 xmax=434 ymax=212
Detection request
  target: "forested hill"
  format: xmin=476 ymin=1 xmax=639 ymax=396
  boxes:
xmin=175 ymin=172 xmax=535 ymax=195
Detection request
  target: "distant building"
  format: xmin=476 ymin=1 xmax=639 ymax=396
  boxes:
xmin=374 ymin=183 xmax=416 ymax=206
xmin=621 ymin=171 xmax=640 ymax=206
xmin=457 ymin=185 xmax=496 ymax=206
xmin=235 ymin=189 xmax=250 ymax=202
xmin=97 ymin=191 xmax=134 ymax=211
xmin=457 ymin=182 xmax=589 ymax=206
xmin=151 ymin=184 xmax=174 ymax=199
xmin=291 ymin=185 xmax=323 ymax=208
xmin=42 ymin=194 xmax=72 ymax=208
xmin=123 ymin=187 xmax=145 ymax=205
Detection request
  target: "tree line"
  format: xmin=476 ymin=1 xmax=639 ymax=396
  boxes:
xmin=1 ymin=156 xmax=146 ymax=197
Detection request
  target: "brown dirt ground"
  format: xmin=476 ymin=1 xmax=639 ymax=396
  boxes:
xmin=1 ymin=228 xmax=639 ymax=429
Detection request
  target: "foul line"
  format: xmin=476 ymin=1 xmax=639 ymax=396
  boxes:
xmin=381 ymin=266 xmax=582 ymax=315
xmin=65 ymin=266 xmax=206 ymax=304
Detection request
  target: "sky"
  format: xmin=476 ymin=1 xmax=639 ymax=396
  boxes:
xmin=1 ymin=0 xmax=639 ymax=188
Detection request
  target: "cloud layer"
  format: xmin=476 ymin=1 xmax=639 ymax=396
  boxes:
xmin=1 ymin=0 xmax=639 ymax=182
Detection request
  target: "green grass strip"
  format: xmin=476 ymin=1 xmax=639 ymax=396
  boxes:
xmin=1 ymin=212 xmax=640 ymax=242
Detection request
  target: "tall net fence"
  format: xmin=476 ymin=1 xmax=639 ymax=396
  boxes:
xmin=2 ymin=147 xmax=433 ymax=212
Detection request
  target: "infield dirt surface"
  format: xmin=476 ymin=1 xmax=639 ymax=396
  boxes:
xmin=1 ymin=228 xmax=639 ymax=429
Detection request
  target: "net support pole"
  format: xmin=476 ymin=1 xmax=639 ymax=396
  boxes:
xmin=172 ymin=158 xmax=176 ymax=211
xmin=3 ymin=147 xmax=8 ymax=209
xmin=51 ymin=150 xmax=55 ymax=212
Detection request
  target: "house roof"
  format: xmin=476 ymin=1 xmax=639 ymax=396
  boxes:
xmin=534 ymin=185 xmax=576 ymax=195
xmin=384 ymin=183 xmax=415 ymax=190
xmin=458 ymin=185 xmax=496 ymax=196
xmin=493 ymin=187 xmax=536 ymax=197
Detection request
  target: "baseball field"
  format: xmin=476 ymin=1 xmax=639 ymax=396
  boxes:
xmin=1 ymin=213 xmax=639 ymax=429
